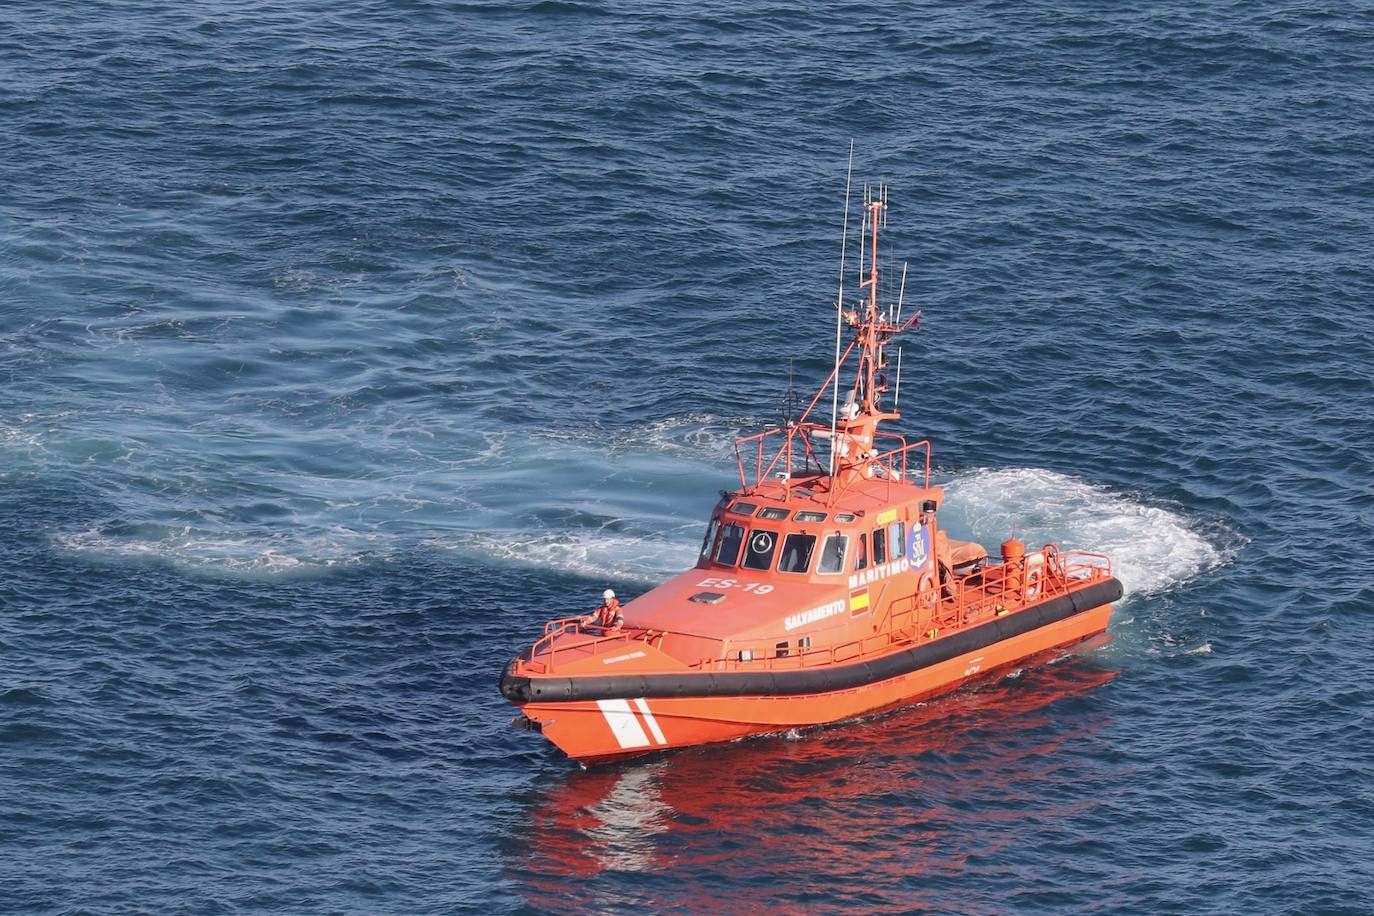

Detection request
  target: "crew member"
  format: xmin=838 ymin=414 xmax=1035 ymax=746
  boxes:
xmin=582 ymin=589 xmax=624 ymax=632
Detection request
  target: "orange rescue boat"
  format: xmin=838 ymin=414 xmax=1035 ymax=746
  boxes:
xmin=500 ymin=184 xmax=1122 ymax=766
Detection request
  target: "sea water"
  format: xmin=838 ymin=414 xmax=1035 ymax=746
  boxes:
xmin=2 ymin=1 xmax=1371 ymax=912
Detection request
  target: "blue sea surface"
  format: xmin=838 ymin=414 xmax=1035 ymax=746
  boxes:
xmin=3 ymin=1 xmax=1372 ymax=912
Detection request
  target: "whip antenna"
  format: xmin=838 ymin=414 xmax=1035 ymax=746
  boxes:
xmin=857 ymin=185 xmax=868 ymax=296
xmin=830 ymin=142 xmax=854 ymax=474
xmin=896 ymin=260 xmax=908 ymax=326
xmin=894 ymin=346 xmax=903 ymax=411
xmin=783 ymin=357 xmax=798 ymax=426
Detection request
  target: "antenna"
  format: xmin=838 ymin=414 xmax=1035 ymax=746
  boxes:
xmin=894 ymin=346 xmax=903 ymax=411
xmin=883 ymin=186 xmax=892 ymax=309
xmin=857 ymin=189 xmax=867 ymax=295
xmin=830 ymin=141 xmax=854 ymax=475
xmin=896 ymin=260 xmax=908 ymax=326
xmin=783 ymin=357 xmax=798 ymax=426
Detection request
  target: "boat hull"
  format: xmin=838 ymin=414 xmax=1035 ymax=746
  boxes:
xmin=508 ymin=590 xmax=1116 ymax=766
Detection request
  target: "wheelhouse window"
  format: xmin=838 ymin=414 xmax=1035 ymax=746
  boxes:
xmin=835 ymin=513 xmax=857 ymax=523
xmin=730 ymin=502 xmax=758 ymax=517
xmin=758 ymin=507 xmax=790 ymax=521
xmin=817 ymin=534 xmax=848 ymax=574
xmin=714 ymin=522 xmax=744 ymax=565
xmin=699 ymin=517 xmax=720 ymax=559
xmin=872 ymin=528 xmax=887 ymax=564
xmin=854 ymin=533 xmax=869 ymax=570
xmin=795 ymin=511 xmax=827 ymax=523
xmin=777 ymin=533 xmax=817 ymax=573
xmin=887 ymin=522 xmax=905 ymax=560
xmin=741 ymin=529 xmax=778 ymax=571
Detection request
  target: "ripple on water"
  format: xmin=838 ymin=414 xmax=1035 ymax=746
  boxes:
xmin=3 ymin=0 xmax=1372 ymax=912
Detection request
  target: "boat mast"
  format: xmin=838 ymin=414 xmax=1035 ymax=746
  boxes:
xmin=821 ymin=183 xmax=920 ymax=491
xmin=731 ymin=166 xmax=920 ymax=498
xmin=854 ymin=190 xmax=886 ymax=414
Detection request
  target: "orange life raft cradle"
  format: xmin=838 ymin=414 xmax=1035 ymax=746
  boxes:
xmin=500 ymin=187 xmax=1122 ymax=766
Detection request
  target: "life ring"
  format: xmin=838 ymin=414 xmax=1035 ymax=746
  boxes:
xmin=918 ymin=571 xmax=937 ymax=608
xmin=1025 ymin=566 xmax=1042 ymax=601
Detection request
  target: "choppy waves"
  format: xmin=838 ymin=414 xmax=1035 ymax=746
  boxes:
xmin=3 ymin=0 xmax=1372 ymax=912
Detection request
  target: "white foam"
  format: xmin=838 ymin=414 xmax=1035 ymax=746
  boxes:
xmin=54 ymin=526 xmax=377 ymax=576
xmin=0 ymin=410 xmax=80 ymax=455
xmin=429 ymin=448 xmax=1230 ymax=598
xmin=539 ymin=414 xmax=745 ymax=461
xmin=1145 ymin=633 xmax=1215 ymax=657
xmin=432 ymin=527 xmax=698 ymax=586
xmin=942 ymin=467 xmax=1230 ymax=597
xmin=0 ymin=426 xmax=43 ymax=450
xmin=628 ymin=414 xmax=744 ymax=459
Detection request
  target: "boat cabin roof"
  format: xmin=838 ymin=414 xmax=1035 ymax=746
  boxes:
xmin=620 ymin=476 xmax=945 ymax=642
xmin=711 ymin=475 xmax=942 ymax=534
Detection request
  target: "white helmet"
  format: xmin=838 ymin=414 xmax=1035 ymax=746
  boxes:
xmin=603 ymin=589 xmax=616 ymax=601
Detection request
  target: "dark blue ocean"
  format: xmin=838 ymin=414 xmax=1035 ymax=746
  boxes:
xmin=3 ymin=1 xmax=1372 ymax=912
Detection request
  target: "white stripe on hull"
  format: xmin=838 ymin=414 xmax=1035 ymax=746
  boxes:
xmin=596 ymin=698 xmax=650 ymax=748
xmin=633 ymin=698 xmax=667 ymax=745
xmin=597 ymin=697 xmax=669 ymax=748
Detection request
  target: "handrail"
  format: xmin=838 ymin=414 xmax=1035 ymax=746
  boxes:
xmin=731 ymin=426 xmax=932 ymax=495
xmin=518 ymin=546 xmax=1113 ymax=676
xmin=520 ymin=618 xmax=654 ymax=675
xmin=868 ymin=435 xmax=931 ymax=489
xmin=690 ymin=545 xmax=1110 ymax=673
xmin=732 ymin=423 xmax=831 ymax=495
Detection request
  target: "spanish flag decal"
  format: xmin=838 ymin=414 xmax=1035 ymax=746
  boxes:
xmin=849 ymin=587 xmax=870 ymax=615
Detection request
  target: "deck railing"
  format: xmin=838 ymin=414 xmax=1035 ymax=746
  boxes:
xmin=518 ymin=616 xmax=651 ymax=676
xmin=732 ymin=423 xmax=932 ymax=498
xmin=702 ymin=547 xmax=1113 ymax=673
xmin=513 ymin=547 xmax=1113 ymax=677
xmin=731 ymin=423 xmax=828 ymax=495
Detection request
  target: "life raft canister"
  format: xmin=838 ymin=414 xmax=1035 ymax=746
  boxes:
xmin=1000 ymin=537 xmax=1025 ymax=562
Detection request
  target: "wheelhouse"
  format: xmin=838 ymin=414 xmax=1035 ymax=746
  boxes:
xmin=696 ymin=490 xmax=930 ymax=581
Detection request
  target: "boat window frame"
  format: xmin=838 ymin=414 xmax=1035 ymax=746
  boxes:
xmin=816 ymin=533 xmax=848 ymax=575
xmin=741 ymin=528 xmax=779 ymax=571
xmin=835 ymin=513 xmax=857 ymax=523
xmin=714 ymin=521 xmax=745 ymax=565
xmin=872 ymin=526 xmax=887 ymax=565
xmin=699 ymin=516 xmax=721 ymax=560
xmin=854 ymin=533 xmax=869 ymax=571
xmin=757 ymin=507 xmax=790 ymax=521
xmin=729 ymin=501 xmax=759 ymax=517
xmin=777 ymin=532 xmax=817 ymax=574
xmin=887 ymin=521 xmax=905 ymax=561
xmin=794 ymin=511 xmax=827 ymax=523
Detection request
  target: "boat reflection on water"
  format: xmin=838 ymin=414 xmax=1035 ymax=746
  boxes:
xmin=506 ymin=656 xmax=1119 ymax=912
